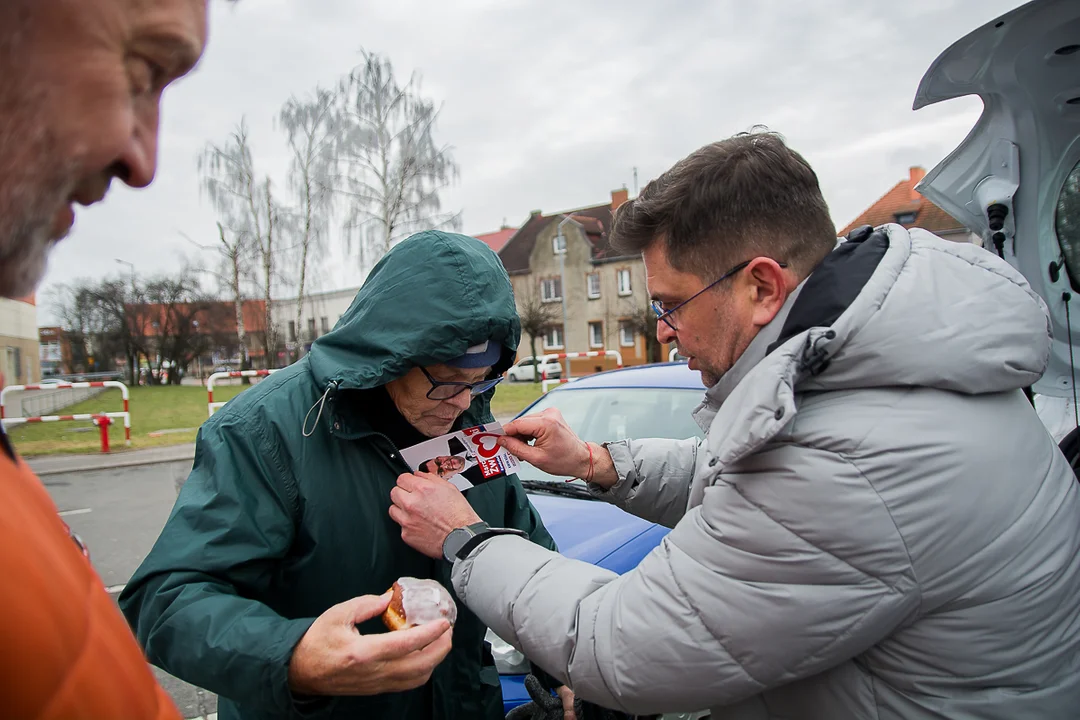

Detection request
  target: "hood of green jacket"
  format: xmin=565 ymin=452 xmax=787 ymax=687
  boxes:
xmin=307 ymin=230 xmax=520 ymax=391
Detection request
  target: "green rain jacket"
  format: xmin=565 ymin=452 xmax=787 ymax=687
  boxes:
xmin=120 ymin=232 xmax=555 ymax=720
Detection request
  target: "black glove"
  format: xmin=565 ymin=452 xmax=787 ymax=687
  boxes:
xmin=506 ymin=674 xmax=565 ymax=720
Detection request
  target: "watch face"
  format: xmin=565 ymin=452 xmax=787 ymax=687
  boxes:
xmin=443 ymin=528 xmax=470 ymax=562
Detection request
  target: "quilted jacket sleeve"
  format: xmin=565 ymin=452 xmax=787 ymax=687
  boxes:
xmin=453 ymin=444 xmax=921 ymax=715
xmin=588 ymin=436 xmax=701 ymax=528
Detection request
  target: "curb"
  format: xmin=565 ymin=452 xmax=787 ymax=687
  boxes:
xmin=29 ymin=449 xmax=196 ymax=477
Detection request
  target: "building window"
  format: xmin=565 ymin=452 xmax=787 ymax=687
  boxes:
xmin=586 ymin=272 xmax=601 ymax=299
xmin=288 ymin=321 xmax=297 ymax=342
xmin=617 ymin=268 xmax=632 ymax=296
xmin=552 ymin=234 xmax=567 ymax=255
xmin=543 ymin=325 xmax=564 ymax=350
xmin=894 ymin=211 xmax=917 ymax=224
xmin=307 ymin=317 xmax=316 ymax=340
xmin=619 ymin=321 xmax=635 ymax=347
xmin=540 ymin=277 xmax=562 ymax=303
xmin=321 ymin=316 xmax=329 ymax=334
xmin=588 ymin=321 xmax=604 ymax=348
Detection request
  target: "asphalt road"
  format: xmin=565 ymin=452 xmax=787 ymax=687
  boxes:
xmin=43 ymin=461 xmax=218 ymax=720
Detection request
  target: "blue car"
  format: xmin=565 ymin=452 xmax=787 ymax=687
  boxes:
xmin=492 ymin=362 xmax=708 ymax=718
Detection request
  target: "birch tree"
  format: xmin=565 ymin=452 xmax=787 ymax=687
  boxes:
xmin=335 ymin=51 xmax=461 ymax=272
xmin=279 ymin=87 xmax=338 ymax=357
xmin=198 ymin=119 xmax=281 ymax=364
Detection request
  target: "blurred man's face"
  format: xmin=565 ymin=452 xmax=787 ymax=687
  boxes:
xmin=0 ymin=0 xmax=208 ymax=298
xmin=437 ymin=456 xmax=465 ymax=475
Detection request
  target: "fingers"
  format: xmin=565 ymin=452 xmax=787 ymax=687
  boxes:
xmin=370 ymin=618 xmax=452 ymax=660
xmin=502 ymin=413 xmax=547 ymax=440
xmin=498 ymin=434 xmax=543 ymax=463
xmin=341 ymin=592 xmax=392 ymax=625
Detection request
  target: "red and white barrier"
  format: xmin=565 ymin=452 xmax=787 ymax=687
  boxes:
xmin=540 ymin=350 xmax=623 ymax=392
xmin=1 ymin=381 xmax=131 ymax=451
xmin=1 ymin=412 xmax=130 ymax=453
xmin=207 ymin=369 xmax=278 ymax=417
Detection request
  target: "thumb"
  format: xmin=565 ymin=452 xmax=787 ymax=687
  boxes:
xmin=342 ymin=592 xmax=392 ymax=625
xmin=499 ymin=434 xmax=542 ymax=463
xmin=369 ymin=618 xmax=452 ymax=659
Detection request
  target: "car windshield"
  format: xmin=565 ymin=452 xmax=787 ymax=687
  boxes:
xmin=514 ymin=386 xmax=705 ymax=485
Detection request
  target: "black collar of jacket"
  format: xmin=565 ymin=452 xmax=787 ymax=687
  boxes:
xmin=767 ymin=225 xmax=889 ymax=356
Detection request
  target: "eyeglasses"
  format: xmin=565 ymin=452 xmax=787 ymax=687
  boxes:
xmin=651 ymin=259 xmax=788 ymax=331
xmin=420 ymin=366 xmax=503 ymax=400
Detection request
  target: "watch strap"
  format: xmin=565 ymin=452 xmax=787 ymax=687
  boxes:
xmin=456 ymin=527 xmax=528 ymax=561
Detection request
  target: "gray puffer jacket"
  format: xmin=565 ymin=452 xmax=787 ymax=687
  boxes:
xmin=453 ymin=225 xmax=1080 ymax=719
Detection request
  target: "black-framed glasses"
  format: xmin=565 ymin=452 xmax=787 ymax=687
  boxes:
xmin=651 ymin=259 xmax=788 ymax=331
xmin=420 ymin=366 xmax=503 ymax=400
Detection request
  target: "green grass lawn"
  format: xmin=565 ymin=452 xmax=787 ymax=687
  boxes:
xmin=489 ymin=381 xmax=544 ymax=419
xmin=7 ymin=384 xmax=247 ymax=457
xmin=7 ymin=379 xmax=545 ymax=457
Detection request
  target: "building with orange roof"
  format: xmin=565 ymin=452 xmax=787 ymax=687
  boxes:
xmin=838 ymin=166 xmax=979 ymax=245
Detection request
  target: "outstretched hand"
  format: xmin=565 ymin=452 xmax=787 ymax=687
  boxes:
xmin=499 ymin=409 xmax=617 ymax=489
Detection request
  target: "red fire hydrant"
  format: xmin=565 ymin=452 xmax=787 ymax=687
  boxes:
xmin=93 ymin=414 xmax=113 ymax=454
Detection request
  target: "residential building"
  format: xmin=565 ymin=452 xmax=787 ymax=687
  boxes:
xmin=128 ymin=299 xmax=269 ymax=377
xmin=1 ymin=295 xmax=39 ymax=387
xmin=839 ymin=166 xmax=981 ymax=244
xmin=38 ymin=326 xmax=71 ymax=377
xmin=271 ymin=286 xmax=360 ymax=361
xmin=498 ymin=189 xmax=673 ymax=375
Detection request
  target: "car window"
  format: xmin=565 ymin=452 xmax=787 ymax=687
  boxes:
xmin=515 ymin=387 xmax=704 ymax=483
xmin=1058 ymin=158 xmax=1080 ymax=288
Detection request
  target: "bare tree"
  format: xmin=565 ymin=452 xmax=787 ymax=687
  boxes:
xmin=182 ymin=224 xmax=253 ymax=372
xmin=199 ymin=119 xmax=281 ymax=367
xmin=279 ymin=87 xmax=338 ymax=360
xmin=334 ymin=51 xmax=460 ymax=272
xmin=622 ymin=299 xmax=663 ymax=364
xmin=516 ymin=286 xmax=559 ymax=383
xmin=143 ymin=272 xmax=213 ymax=384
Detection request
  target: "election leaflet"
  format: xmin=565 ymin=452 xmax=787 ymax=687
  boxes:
xmin=399 ymin=422 xmax=520 ymax=491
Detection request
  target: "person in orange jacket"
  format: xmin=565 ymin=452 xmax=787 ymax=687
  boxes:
xmin=0 ymin=2 xmax=208 ymax=718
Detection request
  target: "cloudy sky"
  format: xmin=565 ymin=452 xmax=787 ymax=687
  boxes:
xmin=37 ymin=0 xmax=1023 ymax=322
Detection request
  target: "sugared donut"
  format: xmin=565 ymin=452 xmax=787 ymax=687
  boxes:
xmin=382 ymin=577 xmax=458 ymax=630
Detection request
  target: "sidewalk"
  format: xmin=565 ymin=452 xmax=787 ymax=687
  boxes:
xmin=27 ymin=443 xmax=196 ymax=477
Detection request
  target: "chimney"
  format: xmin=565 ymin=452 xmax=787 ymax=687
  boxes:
xmin=611 ymin=187 xmax=629 ymax=211
xmin=909 ymin=166 xmax=926 ymax=202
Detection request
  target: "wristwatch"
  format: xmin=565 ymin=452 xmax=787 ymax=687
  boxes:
xmin=442 ymin=521 xmax=528 ymax=563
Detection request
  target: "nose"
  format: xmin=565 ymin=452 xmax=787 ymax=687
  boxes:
xmin=114 ymin=101 xmax=161 ymax=188
xmin=445 ymin=390 xmax=474 ymax=413
xmin=656 ymin=318 xmax=677 ymax=345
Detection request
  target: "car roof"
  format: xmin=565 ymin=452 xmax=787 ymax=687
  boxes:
xmin=546 ymin=361 xmax=703 ymax=390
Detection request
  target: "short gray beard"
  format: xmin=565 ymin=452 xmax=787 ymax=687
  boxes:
xmin=0 ymin=71 xmax=73 ymax=299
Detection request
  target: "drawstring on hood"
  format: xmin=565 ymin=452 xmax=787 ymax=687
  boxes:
xmin=302 ymin=381 xmax=338 ymax=438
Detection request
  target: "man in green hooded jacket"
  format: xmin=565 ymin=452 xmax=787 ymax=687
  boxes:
xmin=120 ymin=231 xmax=559 ymax=720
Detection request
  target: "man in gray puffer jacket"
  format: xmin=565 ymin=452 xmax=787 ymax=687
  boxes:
xmin=390 ymin=131 xmax=1080 ymax=719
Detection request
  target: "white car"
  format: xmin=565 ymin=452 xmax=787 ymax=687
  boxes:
xmin=505 ymin=356 xmax=562 ymax=383
xmin=914 ymin=0 xmax=1079 ymax=450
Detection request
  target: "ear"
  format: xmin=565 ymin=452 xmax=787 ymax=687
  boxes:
xmin=745 ymin=258 xmax=790 ymax=329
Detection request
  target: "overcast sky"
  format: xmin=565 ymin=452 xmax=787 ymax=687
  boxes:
xmin=37 ymin=0 xmax=1023 ymax=323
